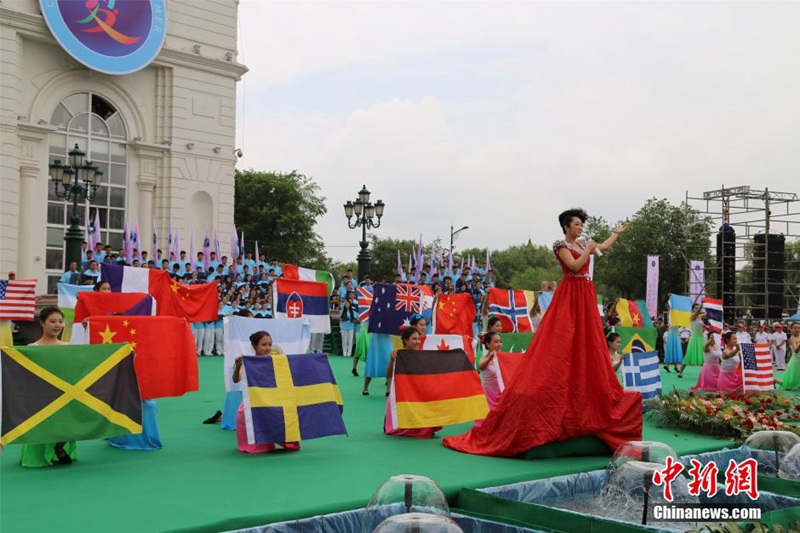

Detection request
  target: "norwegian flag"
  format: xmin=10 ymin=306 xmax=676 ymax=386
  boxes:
xmin=0 ymin=279 xmax=37 ymax=321
xmin=741 ymin=343 xmax=774 ymax=391
xmin=487 ymin=288 xmax=532 ymax=333
xmin=703 ymin=297 xmax=723 ymax=333
xmin=357 ymin=287 xmax=373 ymax=323
xmin=395 ymin=284 xmax=422 ymax=314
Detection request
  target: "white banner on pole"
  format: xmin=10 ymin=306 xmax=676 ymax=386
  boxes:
xmin=689 ymin=260 xmax=706 ymax=304
xmin=646 ymin=255 xmax=659 ymax=318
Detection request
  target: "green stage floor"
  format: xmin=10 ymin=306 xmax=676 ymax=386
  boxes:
xmin=1 ymin=357 xmax=751 ymax=533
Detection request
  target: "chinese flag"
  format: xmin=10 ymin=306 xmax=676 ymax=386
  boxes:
xmin=88 ymin=316 xmax=198 ymax=400
xmin=433 ymin=293 xmax=476 ymax=336
xmin=149 ymin=273 xmax=219 ymax=323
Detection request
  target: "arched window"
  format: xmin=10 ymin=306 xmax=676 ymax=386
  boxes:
xmin=46 ymin=92 xmax=128 ymax=293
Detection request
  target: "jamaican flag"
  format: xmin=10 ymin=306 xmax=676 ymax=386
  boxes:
xmin=615 ymin=326 xmax=658 ymax=354
xmin=1 ymin=343 xmax=142 ymax=446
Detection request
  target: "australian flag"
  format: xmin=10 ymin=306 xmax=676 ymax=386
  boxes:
xmin=368 ymin=283 xmax=420 ymax=335
xmin=621 ymin=351 xmax=661 ymax=413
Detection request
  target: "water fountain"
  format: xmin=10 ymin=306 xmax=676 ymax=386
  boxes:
xmin=778 ymin=443 xmax=800 ymax=481
xmin=742 ymin=430 xmax=800 ymax=477
xmin=373 ymin=513 xmax=463 ymax=532
xmin=364 ymin=474 xmax=452 ymax=533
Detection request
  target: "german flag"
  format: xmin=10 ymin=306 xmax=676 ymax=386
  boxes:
xmin=1 ymin=343 xmax=142 ymax=446
xmin=390 ymin=349 xmax=488 ymax=429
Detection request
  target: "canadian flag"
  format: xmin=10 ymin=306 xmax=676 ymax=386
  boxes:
xmin=420 ymin=334 xmax=475 ymax=365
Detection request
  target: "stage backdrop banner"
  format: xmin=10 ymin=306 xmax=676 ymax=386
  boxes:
xmin=689 ymin=260 xmax=706 ymax=305
xmin=223 ymin=316 xmax=311 ymax=392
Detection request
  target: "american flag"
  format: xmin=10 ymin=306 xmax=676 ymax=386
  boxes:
xmin=356 ymin=286 xmax=373 ymax=323
xmin=741 ymin=343 xmax=774 ymax=391
xmin=0 ymin=279 xmax=37 ymax=321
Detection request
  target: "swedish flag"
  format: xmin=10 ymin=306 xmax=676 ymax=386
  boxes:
xmin=241 ymin=353 xmax=346 ymax=444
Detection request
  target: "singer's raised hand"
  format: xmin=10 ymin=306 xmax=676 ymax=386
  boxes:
xmin=614 ymin=222 xmax=629 ymax=234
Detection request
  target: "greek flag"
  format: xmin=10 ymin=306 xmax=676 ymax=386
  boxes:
xmin=621 ymin=351 xmax=661 ymax=412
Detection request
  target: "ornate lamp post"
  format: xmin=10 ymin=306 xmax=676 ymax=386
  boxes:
xmin=450 ymin=224 xmax=469 ymax=256
xmin=49 ymin=143 xmax=102 ymax=271
xmin=344 ymin=185 xmax=385 ymax=283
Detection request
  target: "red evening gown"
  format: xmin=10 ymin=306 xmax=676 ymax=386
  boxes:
xmin=443 ymin=241 xmax=642 ymax=457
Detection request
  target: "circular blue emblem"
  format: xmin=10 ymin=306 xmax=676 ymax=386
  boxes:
xmin=40 ymin=0 xmax=167 ymax=75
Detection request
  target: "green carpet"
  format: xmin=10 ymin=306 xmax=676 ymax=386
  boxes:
xmin=0 ymin=358 xmax=740 ymax=533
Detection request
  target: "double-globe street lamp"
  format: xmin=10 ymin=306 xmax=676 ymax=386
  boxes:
xmin=344 ymin=185 xmax=385 ymax=283
xmin=49 ymin=143 xmax=103 ymax=271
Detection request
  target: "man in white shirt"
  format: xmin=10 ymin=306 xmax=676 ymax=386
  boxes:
xmin=772 ymin=323 xmax=788 ymax=371
xmin=754 ymin=323 xmax=772 ymax=345
xmin=736 ymin=323 xmax=752 ymax=345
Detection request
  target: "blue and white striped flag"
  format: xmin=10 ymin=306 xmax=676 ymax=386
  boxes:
xmin=621 ymin=350 xmax=661 ymax=412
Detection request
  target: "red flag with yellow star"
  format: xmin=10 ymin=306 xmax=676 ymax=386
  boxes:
xmin=88 ymin=316 xmax=198 ymax=400
xmin=432 ymin=293 xmax=476 ymax=336
xmin=148 ymin=273 xmax=219 ymax=323
xmin=615 ymin=299 xmax=645 ymax=327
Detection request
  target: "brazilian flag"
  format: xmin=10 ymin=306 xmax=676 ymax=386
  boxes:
xmin=615 ymin=326 xmax=658 ymax=354
xmin=1 ymin=343 xmax=142 ymax=446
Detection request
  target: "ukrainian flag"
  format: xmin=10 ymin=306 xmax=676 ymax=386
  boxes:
xmin=241 ymin=353 xmax=346 ymax=445
xmin=669 ymin=294 xmax=693 ymax=328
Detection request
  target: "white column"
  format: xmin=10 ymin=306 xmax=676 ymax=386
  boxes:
xmin=137 ymin=178 xmax=156 ymax=259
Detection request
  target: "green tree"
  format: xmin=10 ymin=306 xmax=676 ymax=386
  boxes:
xmin=595 ymin=198 xmax=712 ymax=306
xmin=234 ymin=169 xmax=330 ymax=268
xmin=488 ymin=244 xmax=561 ymax=289
xmin=366 ymin=236 xmax=418 ymax=281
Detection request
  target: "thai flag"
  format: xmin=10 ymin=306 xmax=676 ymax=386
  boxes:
xmin=703 ymin=297 xmax=723 ymax=333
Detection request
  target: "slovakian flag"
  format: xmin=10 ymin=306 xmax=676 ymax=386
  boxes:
xmin=486 ymin=352 xmax=525 ymax=392
xmin=420 ymin=334 xmax=476 ymax=365
xmin=741 ymin=343 xmax=774 ymax=392
xmin=357 ymin=286 xmax=373 ymax=323
xmin=272 ymin=279 xmax=331 ymax=334
xmin=88 ymin=316 xmax=198 ymax=400
xmin=487 ymin=288 xmax=532 ymax=333
xmin=241 ymin=353 xmax=346 ymax=444
xmin=74 ymin=292 xmax=155 ymax=323
xmin=388 ymin=349 xmax=488 ymax=430
xmin=100 ymin=263 xmax=218 ymax=323
xmin=432 ymin=293 xmax=476 ymax=336
xmin=1 ymin=343 xmax=142 ymax=446
xmin=703 ymin=297 xmax=723 ymax=334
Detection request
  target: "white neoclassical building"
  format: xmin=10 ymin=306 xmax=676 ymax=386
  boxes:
xmin=0 ymin=0 xmax=247 ymax=293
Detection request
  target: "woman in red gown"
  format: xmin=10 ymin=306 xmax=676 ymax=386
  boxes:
xmin=443 ymin=208 xmax=642 ymax=457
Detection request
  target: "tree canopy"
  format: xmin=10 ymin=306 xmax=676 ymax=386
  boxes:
xmin=234 ymin=169 xmax=329 ymax=268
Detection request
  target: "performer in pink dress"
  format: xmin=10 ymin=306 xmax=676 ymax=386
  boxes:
xmin=478 ymin=332 xmax=503 ymax=411
xmin=384 ymin=327 xmax=442 ymax=438
xmin=716 ymin=332 xmax=742 ymax=393
xmin=692 ymin=327 xmax=721 ymax=391
xmin=232 ymin=331 xmax=300 ymax=453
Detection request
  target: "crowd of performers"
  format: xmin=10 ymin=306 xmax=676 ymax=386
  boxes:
xmin=19 ymin=208 xmax=800 ymax=466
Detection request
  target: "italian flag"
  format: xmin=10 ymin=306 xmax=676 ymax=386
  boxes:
xmin=282 ymin=264 xmax=335 ymax=295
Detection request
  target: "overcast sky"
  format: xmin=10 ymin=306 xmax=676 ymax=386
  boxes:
xmin=235 ymin=1 xmax=800 ymax=263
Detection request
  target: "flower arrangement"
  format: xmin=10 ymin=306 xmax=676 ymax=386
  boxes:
xmin=647 ymin=390 xmax=800 ymax=440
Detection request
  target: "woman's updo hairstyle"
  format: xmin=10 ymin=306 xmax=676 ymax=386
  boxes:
xmin=482 ymin=331 xmax=501 ymax=349
xmin=249 ymin=330 xmax=271 ymax=347
xmin=558 ymin=208 xmax=588 ymax=235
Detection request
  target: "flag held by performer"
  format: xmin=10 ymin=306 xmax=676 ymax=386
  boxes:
xmin=1 ymin=343 xmax=142 ymax=446
xmin=621 ymin=351 xmax=661 ymax=412
xmin=432 ymin=293 xmax=475 ymax=336
xmin=282 ymin=264 xmax=336 ymax=296
xmin=741 ymin=343 xmax=773 ymax=392
xmin=357 ymin=287 xmax=373 ymax=323
xmin=486 ymin=352 xmax=525 ymax=392
xmin=703 ymin=298 xmax=723 ymax=334
xmin=0 ymin=279 xmax=37 ymax=321
xmin=88 ymin=316 xmax=198 ymax=400
xmin=668 ymin=294 xmax=693 ymax=328
xmin=272 ymin=279 xmax=331 ymax=334
xmin=614 ymin=326 xmax=658 ymax=354
xmin=499 ymin=333 xmax=534 ymax=353
xmin=74 ymin=292 xmax=155 ymax=322
xmin=389 ymin=349 xmax=488 ymax=429
xmin=368 ymin=283 xmax=425 ymax=335
xmin=615 ymin=299 xmax=650 ymax=328
xmin=487 ymin=288 xmax=532 ymax=333
xmin=420 ymin=334 xmax=476 ymax=364
xmin=241 ymin=353 xmax=346 ymax=444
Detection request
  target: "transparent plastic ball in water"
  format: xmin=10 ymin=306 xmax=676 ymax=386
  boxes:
xmin=373 ymin=513 xmax=463 ymax=532
xmin=742 ymin=431 xmax=800 ymax=475
xmin=778 ymin=443 xmax=800 ymax=481
xmin=606 ymin=461 xmax=699 ymax=507
xmin=364 ymin=475 xmax=450 ymax=532
xmin=610 ymin=441 xmax=680 ymax=470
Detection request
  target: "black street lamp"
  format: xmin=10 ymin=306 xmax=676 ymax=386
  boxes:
xmin=344 ymin=185 xmax=385 ymax=283
xmin=450 ymin=224 xmax=469 ymax=256
xmin=49 ymin=143 xmax=103 ymax=271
